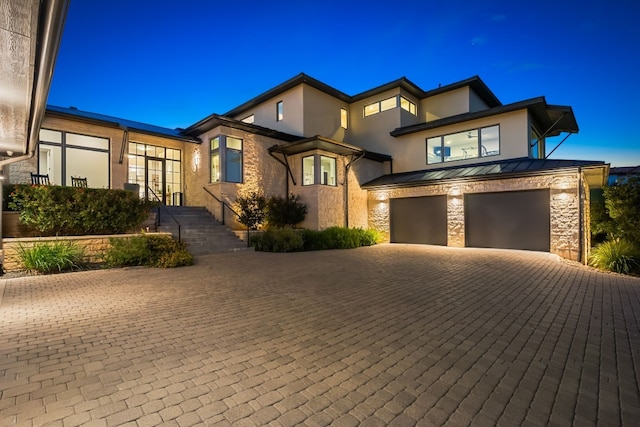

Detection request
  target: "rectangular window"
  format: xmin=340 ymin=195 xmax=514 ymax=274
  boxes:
xmin=340 ymin=108 xmax=348 ymax=129
xmin=426 ymin=125 xmax=500 ymax=165
xmin=364 ymin=102 xmax=379 ymax=117
xmin=241 ymin=114 xmax=254 ymax=124
xmin=210 ymin=135 xmax=243 ymax=183
xmin=303 ymin=156 xmax=315 ymax=185
xmin=210 ymin=137 xmax=220 ymax=182
xmin=276 ymin=101 xmax=284 ymax=121
xmin=530 ymin=127 xmax=542 ymax=159
xmin=380 ymin=96 xmax=397 ymax=112
xmin=225 ymin=136 xmax=243 ymax=183
xmin=320 ymin=156 xmax=336 ymax=186
xmin=400 ymin=96 xmax=417 ymax=115
xmin=38 ymin=129 xmax=109 ymax=187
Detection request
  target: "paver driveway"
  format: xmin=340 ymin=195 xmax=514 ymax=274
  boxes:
xmin=1 ymin=244 xmax=640 ymax=426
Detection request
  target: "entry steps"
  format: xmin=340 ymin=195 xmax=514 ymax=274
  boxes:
xmin=156 ymin=206 xmax=252 ymax=256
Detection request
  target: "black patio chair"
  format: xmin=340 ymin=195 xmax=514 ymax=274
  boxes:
xmin=30 ymin=173 xmax=50 ymax=185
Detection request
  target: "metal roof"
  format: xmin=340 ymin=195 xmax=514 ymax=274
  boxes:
xmin=390 ymin=97 xmax=578 ymax=137
xmin=46 ymin=105 xmax=201 ymax=143
xmin=362 ymin=157 xmax=607 ymax=189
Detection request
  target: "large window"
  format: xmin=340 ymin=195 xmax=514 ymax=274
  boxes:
xmin=427 ymin=125 xmax=500 ymax=165
xmin=210 ymin=135 xmax=243 ymax=183
xmin=302 ymin=154 xmax=336 ymax=186
xmin=127 ymin=143 xmax=182 ymax=205
xmin=39 ymin=129 xmax=109 ymax=187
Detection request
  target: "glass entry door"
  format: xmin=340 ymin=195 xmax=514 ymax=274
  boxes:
xmin=146 ymin=157 xmax=166 ymax=204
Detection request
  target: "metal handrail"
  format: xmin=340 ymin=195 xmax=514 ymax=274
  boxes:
xmin=202 ymin=186 xmax=249 ymax=246
xmin=147 ymin=186 xmax=181 ymax=242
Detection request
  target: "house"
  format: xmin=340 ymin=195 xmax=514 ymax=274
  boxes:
xmin=3 ymin=71 xmax=609 ymax=263
xmin=607 ymin=166 xmax=640 ymax=185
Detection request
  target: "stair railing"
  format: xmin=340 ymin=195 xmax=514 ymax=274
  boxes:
xmin=147 ymin=186 xmax=182 ymax=242
xmin=202 ymin=187 xmax=250 ymax=246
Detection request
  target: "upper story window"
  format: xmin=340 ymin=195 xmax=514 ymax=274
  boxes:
xmin=241 ymin=114 xmax=254 ymax=124
xmin=276 ymin=101 xmax=284 ymax=121
xmin=210 ymin=135 xmax=243 ymax=183
xmin=400 ymin=96 xmax=417 ymax=115
xmin=340 ymin=108 xmax=348 ymax=129
xmin=364 ymin=95 xmax=416 ymax=117
xmin=530 ymin=127 xmax=544 ymax=159
xmin=426 ymin=125 xmax=500 ymax=165
xmin=302 ymin=154 xmax=337 ymax=186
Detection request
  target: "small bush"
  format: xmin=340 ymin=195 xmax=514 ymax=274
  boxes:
xmin=235 ymin=192 xmax=267 ymax=230
xmin=266 ymin=194 xmax=307 ymax=228
xmin=17 ymin=240 xmax=85 ymax=274
xmin=104 ymin=235 xmax=193 ymax=268
xmin=250 ymin=227 xmax=304 ymax=252
xmin=589 ymin=239 xmax=640 ymax=274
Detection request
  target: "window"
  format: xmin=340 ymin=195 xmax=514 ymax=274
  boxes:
xmin=241 ymin=114 xmax=254 ymax=124
xmin=340 ymin=108 xmax=348 ymax=129
xmin=302 ymin=154 xmax=337 ymax=186
xmin=303 ymin=156 xmax=315 ymax=185
xmin=38 ymin=129 xmax=109 ymax=187
xmin=210 ymin=135 xmax=243 ymax=183
xmin=128 ymin=143 xmax=182 ymax=204
xmin=400 ymin=96 xmax=417 ymax=115
xmin=426 ymin=125 xmax=500 ymax=164
xmin=530 ymin=127 xmax=543 ymax=159
xmin=364 ymin=95 xmax=400 ymax=117
xmin=276 ymin=101 xmax=284 ymax=121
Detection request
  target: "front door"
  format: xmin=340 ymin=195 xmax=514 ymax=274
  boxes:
xmin=146 ymin=157 xmax=166 ymax=204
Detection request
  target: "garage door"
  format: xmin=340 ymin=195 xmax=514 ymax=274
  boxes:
xmin=390 ymin=196 xmax=447 ymax=245
xmin=465 ymin=189 xmax=550 ymax=252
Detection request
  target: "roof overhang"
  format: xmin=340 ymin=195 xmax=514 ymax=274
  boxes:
xmin=0 ymin=0 xmax=69 ymax=158
xmin=268 ymin=135 xmax=392 ymax=163
xmin=183 ymin=114 xmax=301 ymax=143
xmin=390 ymin=97 xmax=578 ymax=137
xmin=582 ymin=164 xmax=610 ymax=189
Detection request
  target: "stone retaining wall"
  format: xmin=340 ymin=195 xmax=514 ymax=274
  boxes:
xmin=2 ymin=233 xmax=171 ymax=272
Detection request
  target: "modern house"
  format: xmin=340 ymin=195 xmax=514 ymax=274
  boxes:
xmin=3 ymin=70 xmax=609 ymax=263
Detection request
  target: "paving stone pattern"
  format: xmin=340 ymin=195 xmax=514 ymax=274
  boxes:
xmin=1 ymin=245 xmax=640 ymax=426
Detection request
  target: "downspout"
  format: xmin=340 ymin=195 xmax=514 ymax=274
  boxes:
xmin=0 ymin=0 xmax=70 ymax=266
xmin=578 ymin=167 xmax=585 ymax=264
xmin=343 ymin=152 xmax=365 ymax=227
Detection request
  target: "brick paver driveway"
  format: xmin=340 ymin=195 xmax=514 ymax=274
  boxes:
xmin=2 ymin=245 xmax=640 ymax=426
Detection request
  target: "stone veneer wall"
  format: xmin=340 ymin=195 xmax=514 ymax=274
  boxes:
xmin=367 ymin=172 xmax=584 ymax=261
xmin=2 ymin=233 xmax=171 ymax=272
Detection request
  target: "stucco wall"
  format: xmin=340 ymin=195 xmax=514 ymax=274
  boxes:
xmin=367 ymin=172 xmax=584 ymax=261
xmin=302 ymin=85 xmax=350 ymax=141
xmin=348 ymin=87 xmax=402 ymax=155
xmin=232 ymin=86 xmax=305 ymax=136
xmin=422 ymin=87 xmax=470 ymax=122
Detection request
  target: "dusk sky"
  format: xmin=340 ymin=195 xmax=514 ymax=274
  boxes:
xmin=48 ymin=0 xmax=640 ymax=167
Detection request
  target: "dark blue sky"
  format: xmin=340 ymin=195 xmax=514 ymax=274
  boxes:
xmin=48 ymin=0 xmax=640 ymax=166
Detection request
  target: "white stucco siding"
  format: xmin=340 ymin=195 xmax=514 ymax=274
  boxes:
xmin=422 ymin=87 xmax=470 ymax=122
xmin=301 ymin=85 xmax=349 ymax=141
xmin=232 ymin=86 xmax=305 ymax=136
xmin=390 ymin=109 xmax=531 ymax=173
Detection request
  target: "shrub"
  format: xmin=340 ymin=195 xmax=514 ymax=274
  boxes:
xmin=603 ymin=177 xmax=640 ymax=245
xmin=266 ymin=194 xmax=307 ymax=228
xmin=104 ymin=235 xmax=193 ymax=268
xmin=8 ymin=184 xmax=154 ymax=236
xmin=250 ymin=227 xmax=304 ymax=252
xmin=302 ymin=226 xmax=381 ymax=250
xmin=235 ymin=192 xmax=267 ymax=230
xmin=589 ymin=239 xmax=640 ymax=275
xmin=16 ymin=240 xmax=85 ymax=274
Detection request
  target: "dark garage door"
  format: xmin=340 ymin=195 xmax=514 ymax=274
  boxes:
xmin=390 ymin=195 xmax=447 ymax=245
xmin=465 ymin=189 xmax=550 ymax=252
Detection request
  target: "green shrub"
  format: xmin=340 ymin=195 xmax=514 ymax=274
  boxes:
xmin=17 ymin=240 xmax=85 ymax=274
xmin=302 ymin=227 xmax=381 ymax=250
xmin=8 ymin=184 xmax=155 ymax=236
xmin=250 ymin=227 xmax=304 ymax=252
xmin=266 ymin=194 xmax=307 ymax=228
xmin=104 ymin=235 xmax=193 ymax=268
xmin=589 ymin=239 xmax=640 ymax=274
xmin=235 ymin=192 xmax=267 ymax=230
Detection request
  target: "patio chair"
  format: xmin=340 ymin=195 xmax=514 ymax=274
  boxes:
xmin=71 ymin=176 xmax=88 ymax=188
xmin=30 ymin=173 xmax=50 ymax=185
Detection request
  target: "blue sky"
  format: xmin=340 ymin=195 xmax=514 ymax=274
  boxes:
xmin=48 ymin=0 xmax=640 ymax=166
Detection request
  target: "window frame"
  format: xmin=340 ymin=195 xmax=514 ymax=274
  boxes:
xmin=400 ymin=96 xmax=417 ymax=115
xmin=340 ymin=108 xmax=348 ymax=129
xmin=426 ymin=124 xmax=501 ymax=165
xmin=301 ymin=154 xmax=337 ymax=187
xmin=209 ymin=135 xmax=243 ymax=183
xmin=276 ymin=101 xmax=284 ymax=121
xmin=364 ymin=95 xmax=398 ymax=117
